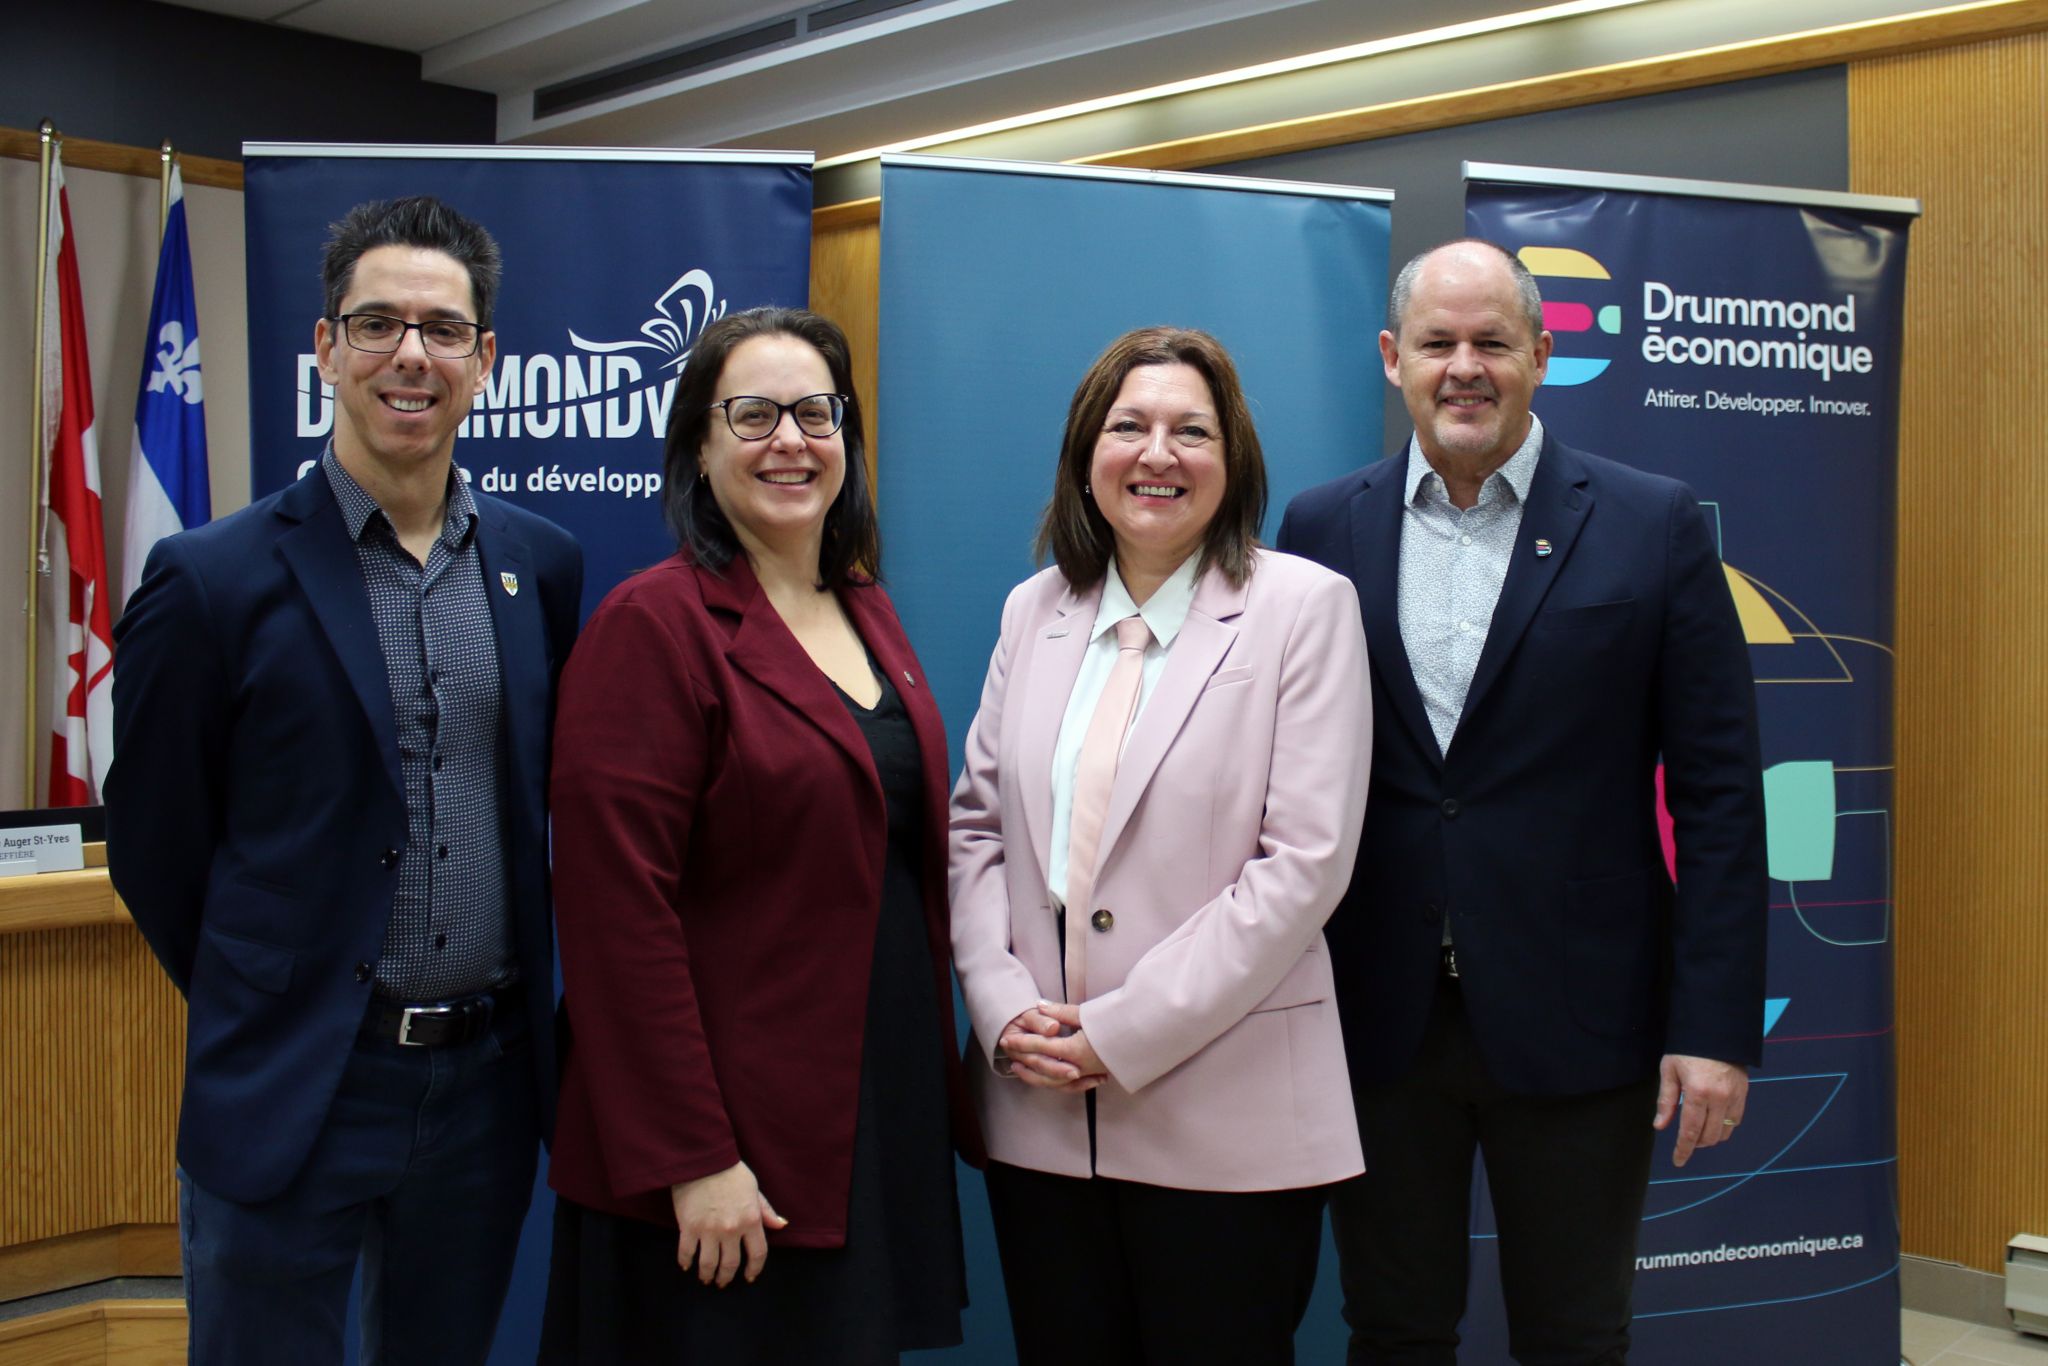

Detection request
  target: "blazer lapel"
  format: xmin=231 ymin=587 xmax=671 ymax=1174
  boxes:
xmin=1458 ymin=434 xmax=1594 ymax=731
xmin=473 ymin=501 xmax=544 ymax=787
xmin=273 ymin=474 xmax=401 ymax=797
xmin=1017 ymin=582 xmax=1097 ymax=888
xmin=1093 ymin=567 xmax=1243 ymax=867
xmin=709 ymin=558 xmax=876 ymax=784
xmin=1349 ymin=461 xmax=1438 ymax=765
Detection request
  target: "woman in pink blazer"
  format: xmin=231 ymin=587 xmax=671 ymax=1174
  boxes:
xmin=950 ymin=326 xmax=1372 ymax=1364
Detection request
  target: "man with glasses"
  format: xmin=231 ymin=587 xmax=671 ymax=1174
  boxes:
xmin=109 ymin=196 xmax=582 ymax=1365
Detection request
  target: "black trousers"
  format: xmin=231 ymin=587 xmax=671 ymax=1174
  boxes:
xmin=1329 ymin=977 xmax=1660 ymax=1366
xmin=983 ymin=1161 xmax=1327 ymax=1366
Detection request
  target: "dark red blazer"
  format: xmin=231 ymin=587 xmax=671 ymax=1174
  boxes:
xmin=546 ymin=551 xmax=982 ymax=1246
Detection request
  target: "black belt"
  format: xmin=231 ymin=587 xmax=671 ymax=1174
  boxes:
xmin=361 ymin=983 xmax=521 ymax=1047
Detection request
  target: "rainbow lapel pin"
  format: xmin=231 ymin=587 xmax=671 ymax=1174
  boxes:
xmin=1533 ymin=538 xmax=1553 ymax=558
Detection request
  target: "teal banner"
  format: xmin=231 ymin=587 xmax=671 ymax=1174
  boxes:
xmin=878 ymin=153 xmax=1392 ymax=1360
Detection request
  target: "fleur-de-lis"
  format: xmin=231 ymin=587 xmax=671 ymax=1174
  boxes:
xmin=146 ymin=320 xmax=203 ymax=404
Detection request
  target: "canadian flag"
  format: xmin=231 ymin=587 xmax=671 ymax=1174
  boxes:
xmin=38 ymin=149 xmax=114 ymax=806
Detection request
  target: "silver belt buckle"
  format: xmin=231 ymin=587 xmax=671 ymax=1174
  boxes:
xmin=396 ymin=1004 xmax=454 ymax=1046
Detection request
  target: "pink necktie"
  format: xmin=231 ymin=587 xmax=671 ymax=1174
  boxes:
xmin=1062 ymin=615 xmax=1152 ymax=1003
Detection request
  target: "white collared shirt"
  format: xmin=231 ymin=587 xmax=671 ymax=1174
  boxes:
xmin=1397 ymin=414 xmax=1545 ymax=758
xmin=1046 ymin=552 xmax=1202 ymax=907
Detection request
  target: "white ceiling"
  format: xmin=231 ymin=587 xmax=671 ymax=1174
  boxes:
xmin=153 ymin=0 xmax=1552 ymax=158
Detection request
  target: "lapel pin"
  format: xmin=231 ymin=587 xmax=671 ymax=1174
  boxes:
xmin=1533 ymin=538 xmax=1553 ymax=558
xmin=903 ymin=670 xmax=915 ymax=687
xmin=500 ymin=571 xmax=520 ymax=596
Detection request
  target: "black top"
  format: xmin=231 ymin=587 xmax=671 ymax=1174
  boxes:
xmin=830 ymin=662 xmax=969 ymax=1353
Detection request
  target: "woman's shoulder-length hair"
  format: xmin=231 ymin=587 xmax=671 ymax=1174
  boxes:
xmin=1034 ymin=325 xmax=1267 ymax=593
xmin=659 ymin=305 xmax=880 ymax=589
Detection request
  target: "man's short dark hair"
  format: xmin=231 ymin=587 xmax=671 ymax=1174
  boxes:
xmin=1035 ymin=325 xmax=1268 ymax=593
xmin=660 ymin=306 xmax=880 ymax=589
xmin=321 ymin=196 xmax=503 ymax=327
xmin=1388 ymin=237 xmax=1544 ymax=340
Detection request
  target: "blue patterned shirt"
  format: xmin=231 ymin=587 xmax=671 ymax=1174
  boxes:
xmin=323 ymin=451 xmax=510 ymax=1000
xmin=1396 ymin=415 xmax=1546 ymax=759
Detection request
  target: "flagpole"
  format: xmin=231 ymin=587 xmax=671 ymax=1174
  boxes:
xmin=24 ymin=120 xmax=55 ymax=807
xmin=159 ymin=140 xmax=173 ymax=242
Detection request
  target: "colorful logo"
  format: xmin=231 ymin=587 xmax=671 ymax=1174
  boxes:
xmin=1518 ymin=246 xmax=1623 ymax=387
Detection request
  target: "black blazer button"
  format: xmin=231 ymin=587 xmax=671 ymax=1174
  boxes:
xmin=1440 ymin=798 xmax=1461 ymax=819
xmin=354 ymin=962 xmax=373 ymax=983
xmin=1091 ymin=909 xmax=1114 ymax=932
xmin=380 ymin=847 xmax=401 ymax=869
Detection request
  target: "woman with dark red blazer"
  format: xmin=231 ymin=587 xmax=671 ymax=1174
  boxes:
xmin=537 ymin=307 xmax=982 ymax=1365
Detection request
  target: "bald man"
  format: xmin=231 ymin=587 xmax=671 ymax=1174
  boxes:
xmin=1277 ymin=239 xmax=1767 ymax=1364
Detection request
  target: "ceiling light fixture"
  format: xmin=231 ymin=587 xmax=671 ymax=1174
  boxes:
xmin=815 ymin=0 xmax=1657 ymax=168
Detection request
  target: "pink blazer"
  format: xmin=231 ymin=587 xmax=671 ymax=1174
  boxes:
xmin=950 ymin=548 xmax=1370 ymax=1192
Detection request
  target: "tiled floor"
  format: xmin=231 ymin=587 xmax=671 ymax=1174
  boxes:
xmin=1906 ymin=1309 xmax=2048 ymax=1364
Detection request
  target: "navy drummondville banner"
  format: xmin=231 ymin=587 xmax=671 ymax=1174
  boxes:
xmin=876 ymin=153 xmax=1391 ymax=1362
xmin=242 ymin=145 xmax=815 ymax=619
xmin=1466 ymin=165 xmax=1916 ymax=1364
xmin=241 ymin=145 xmax=813 ymax=1366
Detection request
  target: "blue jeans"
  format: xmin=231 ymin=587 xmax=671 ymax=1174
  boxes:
xmin=179 ymin=1004 xmax=538 ymax=1366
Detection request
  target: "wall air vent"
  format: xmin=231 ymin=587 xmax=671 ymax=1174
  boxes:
xmin=534 ymin=0 xmax=930 ymax=120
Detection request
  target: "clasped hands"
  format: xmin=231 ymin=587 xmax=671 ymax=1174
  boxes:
xmin=999 ymin=1000 xmax=1109 ymax=1092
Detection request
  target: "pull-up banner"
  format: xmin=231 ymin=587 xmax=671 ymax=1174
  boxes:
xmin=1466 ymin=162 xmax=1917 ymax=1364
xmin=878 ymin=153 xmax=1394 ymax=768
xmin=242 ymin=144 xmax=814 ymax=617
xmin=877 ymin=153 xmax=1391 ymax=1360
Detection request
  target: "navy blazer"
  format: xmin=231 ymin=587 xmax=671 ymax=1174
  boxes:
xmin=108 ymin=465 xmax=582 ymax=1203
xmin=1277 ymin=431 xmax=1767 ymax=1097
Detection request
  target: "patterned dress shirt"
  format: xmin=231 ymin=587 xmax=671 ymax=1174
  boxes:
xmin=1396 ymin=414 xmax=1546 ymax=759
xmin=323 ymin=450 xmax=511 ymax=1000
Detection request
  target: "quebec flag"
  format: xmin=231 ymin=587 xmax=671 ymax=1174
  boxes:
xmin=122 ymin=163 xmax=209 ymax=606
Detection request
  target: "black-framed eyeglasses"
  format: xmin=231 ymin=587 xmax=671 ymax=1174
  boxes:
xmin=331 ymin=312 xmax=486 ymax=359
xmin=708 ymin=393 xmax=849 ymax=440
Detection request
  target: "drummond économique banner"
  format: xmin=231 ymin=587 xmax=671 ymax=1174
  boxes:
xmin=1466 ymin=163 xmax=1918 ymax=1364
xmin=242 ymin=145 xmax=814 ymax=617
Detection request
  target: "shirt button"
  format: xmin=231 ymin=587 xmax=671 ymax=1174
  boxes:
xmin=1457 ymin=620 xmax=1472 ymax=633
xmin=354 ymin=962 xmax=373 ymax=982
xmin=380 ymin=847 xmax=401 ymax=868
xmin=1441 ymin=798 xmax=1461 ymax=819
xmin=1091 ymin=909 xmax=1115 ymax=933
xmin=1460 ymin=535 xmax=1473 ymax=546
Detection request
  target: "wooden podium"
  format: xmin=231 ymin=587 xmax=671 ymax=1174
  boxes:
xmin=0 ymin=848 xmax=188 ymax=1360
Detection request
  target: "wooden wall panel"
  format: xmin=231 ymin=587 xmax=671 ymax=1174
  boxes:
xmin=809 ymin=220 xmax=883 ymax=497
xmin=1850 ymin=30 xmax=2048 ymax=1271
